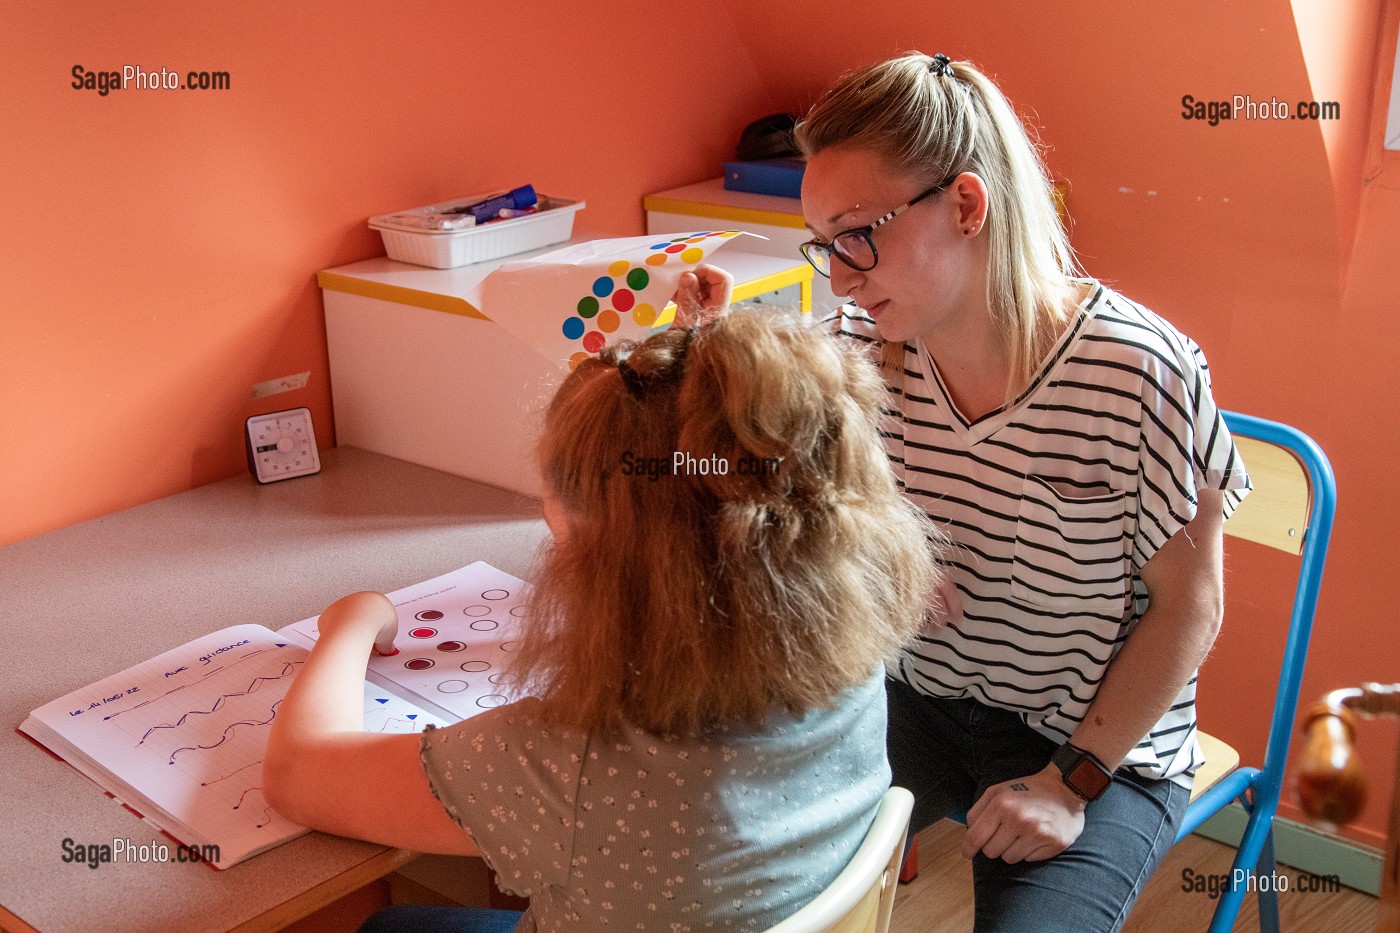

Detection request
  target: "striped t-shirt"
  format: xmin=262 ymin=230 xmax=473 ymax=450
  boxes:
xmin=830 ymin=281 xmax=1251 ymax=787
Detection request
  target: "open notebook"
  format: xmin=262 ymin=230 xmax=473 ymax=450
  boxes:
xmin=19 ymin=561 xmax=527 ymax=869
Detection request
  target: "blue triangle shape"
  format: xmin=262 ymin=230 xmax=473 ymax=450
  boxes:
xmin=375 ymin=698 xmax=389 ymax=705
xmin=407 ymin=714 xmax=418 ymax=720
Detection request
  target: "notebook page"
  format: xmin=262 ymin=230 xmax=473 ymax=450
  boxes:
xmin=278 ymin=562 xmax=530 ymax=721
xmin=25 ymin=624 xmax=447 ymax=867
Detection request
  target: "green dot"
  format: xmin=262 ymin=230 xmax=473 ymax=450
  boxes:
xmin=626 ymin=268 xmax=649 ymax=291
xmin=577 ymin=296 xmax=600 ymax=318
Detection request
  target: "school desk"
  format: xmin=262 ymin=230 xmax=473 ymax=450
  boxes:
xmin=0 ymin=448 xmax=549 ymax=933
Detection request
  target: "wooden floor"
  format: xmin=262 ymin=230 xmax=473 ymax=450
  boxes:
xmin=889 ymin=820 xmax=1378 ymax=933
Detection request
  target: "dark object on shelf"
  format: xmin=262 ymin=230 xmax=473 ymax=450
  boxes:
xmin=736 ymin=113 xmax=800 ymax=161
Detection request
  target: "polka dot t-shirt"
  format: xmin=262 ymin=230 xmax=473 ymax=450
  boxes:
xmin=418 ymin=671 xmax=889 ymax=932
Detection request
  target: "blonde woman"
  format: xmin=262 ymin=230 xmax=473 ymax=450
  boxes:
xmin=263 ymin=309 xmax=941 ymax=932
xmin=788 ymin=53 xmax=1252 ymax=932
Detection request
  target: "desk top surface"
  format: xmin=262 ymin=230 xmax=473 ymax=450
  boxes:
xmin=0 ymin=448 xmax=547 ymax=933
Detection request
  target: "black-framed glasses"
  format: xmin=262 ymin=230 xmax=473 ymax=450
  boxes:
xmin=799 ymin=173 xmax=959 ymax=277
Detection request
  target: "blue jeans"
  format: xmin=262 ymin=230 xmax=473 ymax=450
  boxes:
xmin=357 ymin=905 xmax=524 ymax=933
xmin=887 ymin=678 xmax=1188 ymax=933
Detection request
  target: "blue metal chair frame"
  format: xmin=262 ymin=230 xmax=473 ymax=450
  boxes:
xmin=1173 ymin=411 xmax=1337 ymax=933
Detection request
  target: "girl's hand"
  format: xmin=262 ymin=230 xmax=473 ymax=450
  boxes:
xmin=673 ymin=264 xmax=733 ymax=327
xmin=929 ymin=576 xmax=964 ymax=629
xmin=316 ymin=591 xmax=400 ymax=656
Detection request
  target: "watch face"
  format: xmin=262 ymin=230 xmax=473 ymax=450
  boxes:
xmin=1067 ymin=758 xmax=1113 ymax=800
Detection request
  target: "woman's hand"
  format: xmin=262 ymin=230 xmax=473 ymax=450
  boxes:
xmin=962 ymin=763 xmax=1087 ymax=863
xmin=316 ymin=591 xmax=400 ymax=656
xmin=672 ymin=263 xmax=733 ymax=327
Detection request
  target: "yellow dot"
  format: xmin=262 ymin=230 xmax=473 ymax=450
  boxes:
xmin=645 ymin=253 xmax=667 ymax=266
xmin=568 ymin=351 xmax=589 ymax=370
xmin=632 ymin=303 xmax=657 ymax=327
xmin=681 ymin=247 xmax=704 ymax=264
xmin=597 ymin=309 xmax=620 ymax=333
xmin=720 ymin=231 xmax=739 ymax=237
xmin=608 ymin=259 xmax=629 ymax=277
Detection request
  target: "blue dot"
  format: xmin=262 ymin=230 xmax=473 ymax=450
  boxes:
xmin=562 ymin=317 xmax=585 ymax=339
xmin=649 ymin=243 xmax=670 ymax=250
xmin=592 ymin=277 xmax=614 ymax=298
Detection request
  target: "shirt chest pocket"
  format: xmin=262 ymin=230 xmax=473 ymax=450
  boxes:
xmin=1010 ymin=476 xmax=1131 ymax=613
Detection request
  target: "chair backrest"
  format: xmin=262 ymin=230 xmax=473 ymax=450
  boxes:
xmin=1218 ymin=411 xmax=1337 ymax=799
xmin=765 ymin=787 xmax=914 ymax=933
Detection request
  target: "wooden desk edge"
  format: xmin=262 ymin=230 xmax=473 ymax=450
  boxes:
xmin=0 ymin=904 xmax=40 ymax=933
xmin=227 ymin=847 xmax=419 ymax=933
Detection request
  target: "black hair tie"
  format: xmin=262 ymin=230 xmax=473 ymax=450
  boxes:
xmin=616 ymin=326 xmax=695 ymax=400
xmin=928 ymin=53 xmax=955 ymax=78
xmin=618 ymin=358 xmax=647 ymax=399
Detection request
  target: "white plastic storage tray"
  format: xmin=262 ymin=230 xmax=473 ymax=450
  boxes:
xmin=369 ymin=194 xmax=584 ymax=268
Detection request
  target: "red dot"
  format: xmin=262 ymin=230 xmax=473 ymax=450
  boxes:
xmin=664 ymin=244 xmax=686 ymax=253
xmin=415 ymin=610 xmax=443 ymax=621
xmin=582 ymin=331 xmax=606 ymax=353
xmin=409 ymin=627 xmax=437 ymax=638
xmin=405 ymin=658 xmax=435 ymax=670
xmin=611 ymin=289 xmax=635 ymax=312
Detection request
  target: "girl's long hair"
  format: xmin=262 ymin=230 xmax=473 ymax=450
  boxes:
xmin=512 ymin=309 xmax=941 ymax=736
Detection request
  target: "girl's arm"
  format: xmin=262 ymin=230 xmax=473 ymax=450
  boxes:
xmin=262 ymin=591 xmax=479 ymax=856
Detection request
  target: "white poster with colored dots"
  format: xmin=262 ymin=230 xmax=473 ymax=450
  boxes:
xmin=479 ymin=230 xmax=752 ymax=369
xmin=278 ymin=562 xmax=530 ymax=723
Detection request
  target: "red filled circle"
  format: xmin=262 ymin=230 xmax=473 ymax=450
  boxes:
xmin=611 ymin=289 xmax=635 ymax=312
xmin=582 ymin=331 xmax=606 ymax=353
xmin=415 ymin=610 xmax=444 ymax=621
xmin=409 ymin=627 xmax=437 ymax=639
xmin=405 ymin=658 xmax=435 ymax=671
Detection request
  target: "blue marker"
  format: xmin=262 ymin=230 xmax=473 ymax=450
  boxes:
xmin=448 ymin=185 xmax=537 ymax=224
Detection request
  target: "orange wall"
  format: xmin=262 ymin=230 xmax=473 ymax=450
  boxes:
xmin=5 ymin=0 xmax=1397 ymax=850
xmin=0 ymin=1 xmax=775 ymax=546
xmin=720 ymin=0 xmax=1398 ymax=847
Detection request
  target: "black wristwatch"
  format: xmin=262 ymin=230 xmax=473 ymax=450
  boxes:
xmin=1051 ymin=743 xmax=1114 ymax=802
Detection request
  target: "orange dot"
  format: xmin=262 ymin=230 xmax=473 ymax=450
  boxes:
xmin=645 ymin=253 xmax=667 ymax=266
xmin=632 ymin=303 xmax=657 ymax=326
xmin=568 ymin=351 xmax=589 ymax=370
xmin=597 ymin=309 xmax=620 ymax=333
xmin=686 ymin=237 xmax=705 ymax=243
xmin=681 ymin=247 xmax=704 ymax=264
xmin=608 ymin=259 xmax=629 ymax=277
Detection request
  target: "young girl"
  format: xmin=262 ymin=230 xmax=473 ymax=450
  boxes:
xmin=263 ymin=308 xmax=941 ymax=932
xmin=791 ymin=53 xmax=1252 ymax=932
